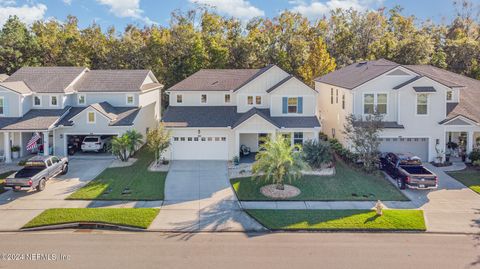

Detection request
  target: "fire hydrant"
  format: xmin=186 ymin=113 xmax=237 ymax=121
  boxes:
xmin=375 ymin=200 xmax=384 ymax=216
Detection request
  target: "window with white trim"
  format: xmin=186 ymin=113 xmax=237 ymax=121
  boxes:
xmin=255 ymin=96 xmax=262 ymax=105
xmin=176 ymin=94 xmax=183 ymax=103
xmin=87 ymin=111 xmax=95 ymax=123
xmin=247 ymin=96 xmax=253 ymax=105
xmin=33 ymin=96 xmax=41 ymax=106
xmin=201 ymin=94 xmax=207 ymax=103
xmin=330 ymin=88 xmax=334 ymax=104
xmin=288 ymin=97 xmax=298 ymax=113
xmin=126 ymin=94 xmax=134 ymax=105
xmin=50 ymin=95 xmax=58 ymax=106
xmin=342 ymin=94 xmax=345 ymax=110
xmin=416 ymin=93 xmax=428 ymax=115
xmin=0 ymin=97 xmax=4 ymax=115
xmin=293 ymin=132 xmax=303 ymax=145
xmin=224 ymin=94 xmax=231 ymax=103
xmin=247 ymin=95 xmax=262 ymax=105
xmin=446 ymin=90 xmax=453 ymax=101
xmin=363 ymin=93 xmax=387 ymax=114
xmin=336 ymin=89 xmax=338 ymax=104
xmin=77 ymin=94 xmax=86 ymax=105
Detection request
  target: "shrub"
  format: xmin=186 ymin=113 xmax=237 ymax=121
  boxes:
xmin=318 ymin=132 xmax=329 ymax=141
xmin=302 ymin=139 xmax=333 ymax=169
xmin=469 ymin=148 xmax=480 ymax=162
xmin=473 ymin=160 xmax=480 ymax=167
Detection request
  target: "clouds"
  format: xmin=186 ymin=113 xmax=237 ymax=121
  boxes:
xmin=190 ymin=0 xmax=265 ymax=21
xmin=291 ymin=0 xmax=384 ymax=19
xmin=0 ymin=1 xmax=47 ymax=26
xmin=96 ymin=0 xmax=156 ymax=25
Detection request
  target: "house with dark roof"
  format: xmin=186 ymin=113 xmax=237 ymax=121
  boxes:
xmin=0 ymin=67 xmax=163 ymax=162
xmin=315 ymin=59 xmax=480 ymax=162
xmin=162 ymin=65 xmax=321 ymax=160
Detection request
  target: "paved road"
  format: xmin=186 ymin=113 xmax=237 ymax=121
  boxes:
xmin=0 ymin=232 xmax=478 ymax=269
xmin=150 ymin=160 xmax=264 ymax=232
xmin=0 ymin=159 xmax=112 ymax=231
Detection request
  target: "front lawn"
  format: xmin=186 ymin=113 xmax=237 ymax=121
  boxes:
xmin=247 ymin=209 xmax=426 ymax=231
xmin=0 ymin=170 xmax=17 ymax=195
xmin=23 ymin=208 xmax=160 ymax=229
xmin=447 ymin=167 xmax=480 ymax=194
xmin=68 ymin=148 xmax=167 ymax=200
xmin=231 ymin=161 xmax=408 ymax=201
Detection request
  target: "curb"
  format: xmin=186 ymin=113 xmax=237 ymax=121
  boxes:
xmin=20 ymin=222 xmax=145 ymax=232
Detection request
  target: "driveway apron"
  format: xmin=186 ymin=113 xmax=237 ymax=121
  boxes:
xmin=150 ymin=160 xmax=265 ymax=232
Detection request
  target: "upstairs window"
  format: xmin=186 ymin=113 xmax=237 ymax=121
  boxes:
xmin=201 ymin=94 xmax=207 ymax=103
xmin=363 ymin=93 xmax=387 ymax=114
xmin=330 ymin=88 xmax=334 ymax=104
xmin=50 ymin=96 xmax=58 ymax=106
xmin=0 ymin=97 xmax=4 ymax=115
xmin=247 ymin=96 xmax=253 ymax=105
xmin=247 ymin=95 xmax=262 ymax=105
xmin=87 ymin=111 xmax=95 ymax=123
xmin=224 ymin=94 xmax=231 ymax=103
xmin=33 ymin=96 xmax=41 ymax=106
xmin=126 ymin=94 xmax=134 ymax=105
xmin=282 ymin=97 xmax=303 ymax=114
xmin=176 ymin=94 xmax=183 ymax=103
xmin=77 ymin=94 xmax=86 ymax=105
xmin=446 ymin=90 xmax=453 ymax=101
xmin=363 ymin=94 xmax=375 ymax=114
xmin=256 ymin=96 xmax=262 ymax=105
xmin=376 ymin=93 xmax=387 ymax=114
xmin=336 ymin=89 xmax=339 ymax=104
xmin=288 ymin=97 xmax=298 ymax=113
xmin=342 ymin=94 xmax=345 ymax=110
xmin=416 ymin=93 xmax=428 ymax=115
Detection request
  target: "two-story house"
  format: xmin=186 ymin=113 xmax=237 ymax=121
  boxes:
xmin=0 ymin=67 xmax=163 ymax=163
xmin=315 ymin=59 xmax=480 ymax=162
xmin=162 ymin=65 xmax=321 ymax=160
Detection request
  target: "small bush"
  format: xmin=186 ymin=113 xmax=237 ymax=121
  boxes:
xmin=469 ymin=148 xmax=480 ymax=162
xmin=473 ymin=160 xmax=480 ymax=167
xmin=303 ymin=140 xmax=333 ymax=169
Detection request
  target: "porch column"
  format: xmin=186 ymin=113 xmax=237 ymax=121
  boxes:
xmin=234 ymin=131 xmax=240 ymax=158
xmin=313 ymin=130 xmax=320 ymax=141
xmin=43 ymin=131 xmax=49 ymax=156
xmin=467 ymin=130 xmax=474 ymax=155
xmin=4 ymin=132 xmax=11 ymax=163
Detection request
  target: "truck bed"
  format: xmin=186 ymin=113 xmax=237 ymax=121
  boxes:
xmin=14 ymin=167 xmax=45 ymax=178
xmin=400 ymin=165 xmax=433 ymax=176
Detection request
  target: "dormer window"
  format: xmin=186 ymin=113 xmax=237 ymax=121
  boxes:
xmin=126 ymin=94 xmax=134 ymax=105
xmin=78 ymin=94 xmax=86 ymax=105
xmin=201 ymin=94 xmax=207 ymax=103
xmin=33 ymin=96 xmax=41 ymax=106
xmin=50 ymin=95 xmax=58 ymax=106
xmin=446 ymin=90 xmax=453 ymax=101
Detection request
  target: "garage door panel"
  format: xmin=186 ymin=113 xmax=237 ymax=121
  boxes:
xmin=171 ymin=136 xmax=228 ymax=160
xmin=379 ymin=137 xmax=428 ymax=161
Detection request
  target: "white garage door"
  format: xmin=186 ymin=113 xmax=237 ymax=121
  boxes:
xmin=378 ymin=137 xmax=429 ymax=162
xmin=171 ymin=135 xmax=228 ymax=160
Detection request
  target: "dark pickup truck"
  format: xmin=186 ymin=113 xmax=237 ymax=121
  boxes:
xmin=4 ymin=155 xmax=68 ymax=192
xmin=380 ymin=152 xmax=438 ymax=190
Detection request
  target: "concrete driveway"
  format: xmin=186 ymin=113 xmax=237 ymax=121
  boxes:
xmin=150 ymin=160 xmax=265 ymax=232
xmin=396 ymin=163 xmax=480 ymax=233
xmin=0 ymin=159 xmax=112 ymax=231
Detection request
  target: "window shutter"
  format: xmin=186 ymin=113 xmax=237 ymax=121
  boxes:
xmin=297 ymin=97 xmax=303 ymax=114
xmin=282 ymin=97 xmax=288 ymax=114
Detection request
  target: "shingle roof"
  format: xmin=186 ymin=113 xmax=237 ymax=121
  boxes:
xmin=392 ymin=76 xmax=422 ymax=89
xmin=0 ymin=74 xmax=9 ymax=82
xmin=266 ymin=75 xmax=293 ymax=93
xmin=0 ymin=81 xmax=32 ymax=95
xmin=5 ymin=67 xmax=86 ymax=93
xmin=0 ymin=107 xmax=70 ymax=131
xmin=167 ymin=65 xmax=275 ymax=92
xmin=72 ymin=70 xmax=162 ymax=93
xmin=314 ymin=59 xmax=399 ymax=89
xmin=162 ymin=106 xmax=320 ymax=129
xmin=57 ymin=102 xmax=140 ymax=127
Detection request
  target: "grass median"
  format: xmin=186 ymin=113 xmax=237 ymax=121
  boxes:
xmin=23 ymin=208 xmax=160 ymax=229
xmin=247 ymin=209 xmax=426 ymax=231
xmin=447 ymin=168 xmax=480 ymax=195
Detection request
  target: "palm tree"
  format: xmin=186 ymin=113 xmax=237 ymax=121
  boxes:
xmin=110 ymin=135 xmax=130 ymax=162
xmin=252 ymin=134 xmax=308 ymax=190
xmin=125 ymin=130 xmax=144 ymax=157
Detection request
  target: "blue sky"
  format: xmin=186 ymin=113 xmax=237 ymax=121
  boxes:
xmin=0 ymin=0 xmax=462 ymax=30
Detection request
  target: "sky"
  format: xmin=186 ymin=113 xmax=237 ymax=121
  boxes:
xmin=0 ymin=0 xmax=465 ymax=30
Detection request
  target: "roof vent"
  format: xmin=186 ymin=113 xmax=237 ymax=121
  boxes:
xmin=358 ymin=61 xmax=368 ymax=65
xmin=211 ymin=81 xmax=219 ymax=85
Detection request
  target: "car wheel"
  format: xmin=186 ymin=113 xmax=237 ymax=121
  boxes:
xmin=61 ymin=164 xmax=69 ymax=175
xmin=396 ymin=178 xmax=406 ymax=190
xmin=37 ymin=179 xmax=46 ymax=192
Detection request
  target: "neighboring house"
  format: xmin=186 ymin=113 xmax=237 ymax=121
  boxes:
xmin=0 ymin=67 xmax=163 ymax=163
xmin=162 ymin=65 xmax=321 ymax=160
xmin=315 ymin=59 xmax=480 ymax=162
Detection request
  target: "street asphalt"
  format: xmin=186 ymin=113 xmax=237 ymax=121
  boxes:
xmin=0 ymin=231 xmax=478 ymax=269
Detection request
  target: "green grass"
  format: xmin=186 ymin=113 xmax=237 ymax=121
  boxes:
xmin=23 ymin=208 xmax=160 ymax=229
xmin=448 ymin=168 xmax=480 ymax=194
xmin=68 ymin=148 xmax=167 ymax=200
xmin=231 ymin=161 xmax=408 ymax=201
xmin=0 ymin=170 xmax=17 ymax=195
xmin=247 ymin=209 xmax=426 ymax=231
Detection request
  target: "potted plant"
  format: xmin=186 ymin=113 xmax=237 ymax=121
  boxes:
xmin=233 ymin=156 xmax=240 ymax=166
xmin=11 ymin=146 xmax=20 ymax=159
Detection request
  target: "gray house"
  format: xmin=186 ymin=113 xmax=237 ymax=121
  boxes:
xmin=0 ymin=67 xmax=163 ymax=162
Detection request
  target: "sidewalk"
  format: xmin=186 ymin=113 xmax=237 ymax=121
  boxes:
xmin=241 ymin=201 xmax=416 ymax=210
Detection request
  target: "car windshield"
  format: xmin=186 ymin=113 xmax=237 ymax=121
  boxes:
xmin=83 ymin=137 xmax=98 ymax=142
xmin=25 ymin=161 xmax=46 ymax=168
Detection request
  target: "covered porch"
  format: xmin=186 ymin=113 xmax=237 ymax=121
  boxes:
xmin=442 ymin=116 xmax=480 ymax=162
xmin=0 ymin=130 xmax=53 ymax=163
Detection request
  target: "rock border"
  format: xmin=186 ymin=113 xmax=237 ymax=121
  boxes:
xmin=260 ymin=184 xmax=301 ymax=199
xmin=109 ymin=158 xmax=137 ymax=168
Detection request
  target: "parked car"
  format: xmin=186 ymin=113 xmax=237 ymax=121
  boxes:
xmin=379 ymin=152 xmax=438 ymax=190
xmin=81 ymin=136 xmax=110 ymax=152
xmin=4 ymin=155 xmax=69 ymax=192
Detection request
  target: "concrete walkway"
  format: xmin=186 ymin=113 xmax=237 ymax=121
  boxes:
xmin=149 ymin=161 xmax=265 ymax=232
xmin=241 ymin=201 xmax=416 ymax=210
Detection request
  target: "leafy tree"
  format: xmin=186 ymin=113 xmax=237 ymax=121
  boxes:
xmin=343 ymin=113 xmax=384 ymax=172
xmin=146 ymin=123 xmax=171 ymax=164
xmin=299 ymin=37 xmax=336 ymax=84
xmin=252 ymin=135 xmax=308 ymax=190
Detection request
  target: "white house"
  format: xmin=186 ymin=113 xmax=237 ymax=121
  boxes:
xmin=0 ymin=67 xmax=163 ymax=162
xmin=162 ymin=65 xmax=321 ymax=160
xmin=315 ymin=59 xmax=480 ymax=162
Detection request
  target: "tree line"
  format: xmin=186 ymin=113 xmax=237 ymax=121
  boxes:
xmin=0 ymin=1 xmax=479 ymax=90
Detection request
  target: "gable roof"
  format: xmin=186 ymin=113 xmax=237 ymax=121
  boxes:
xmin=314 ymin=59 xmax=399 ymax=89
xmin=232 ymin=107 xmax=279 ymax=128
xmin=392 ymin=76 xmax=422 ymax=89
xmin=266 ymin=75 xmax=293 ymax=93
xmin=57 ymin=102 xmax=140 ymax=127
xmin=0 ymin=81 xmax=32 ymax=95
xmin=5 ymin=67 xmax=86 ymax=93
xmin=167 ymin=65 xmax=276 ymax=92
xmin=0 ymin=74 xmax=9 ymax=82
xmin=72 ymin=70 xmax=162 ymax=93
